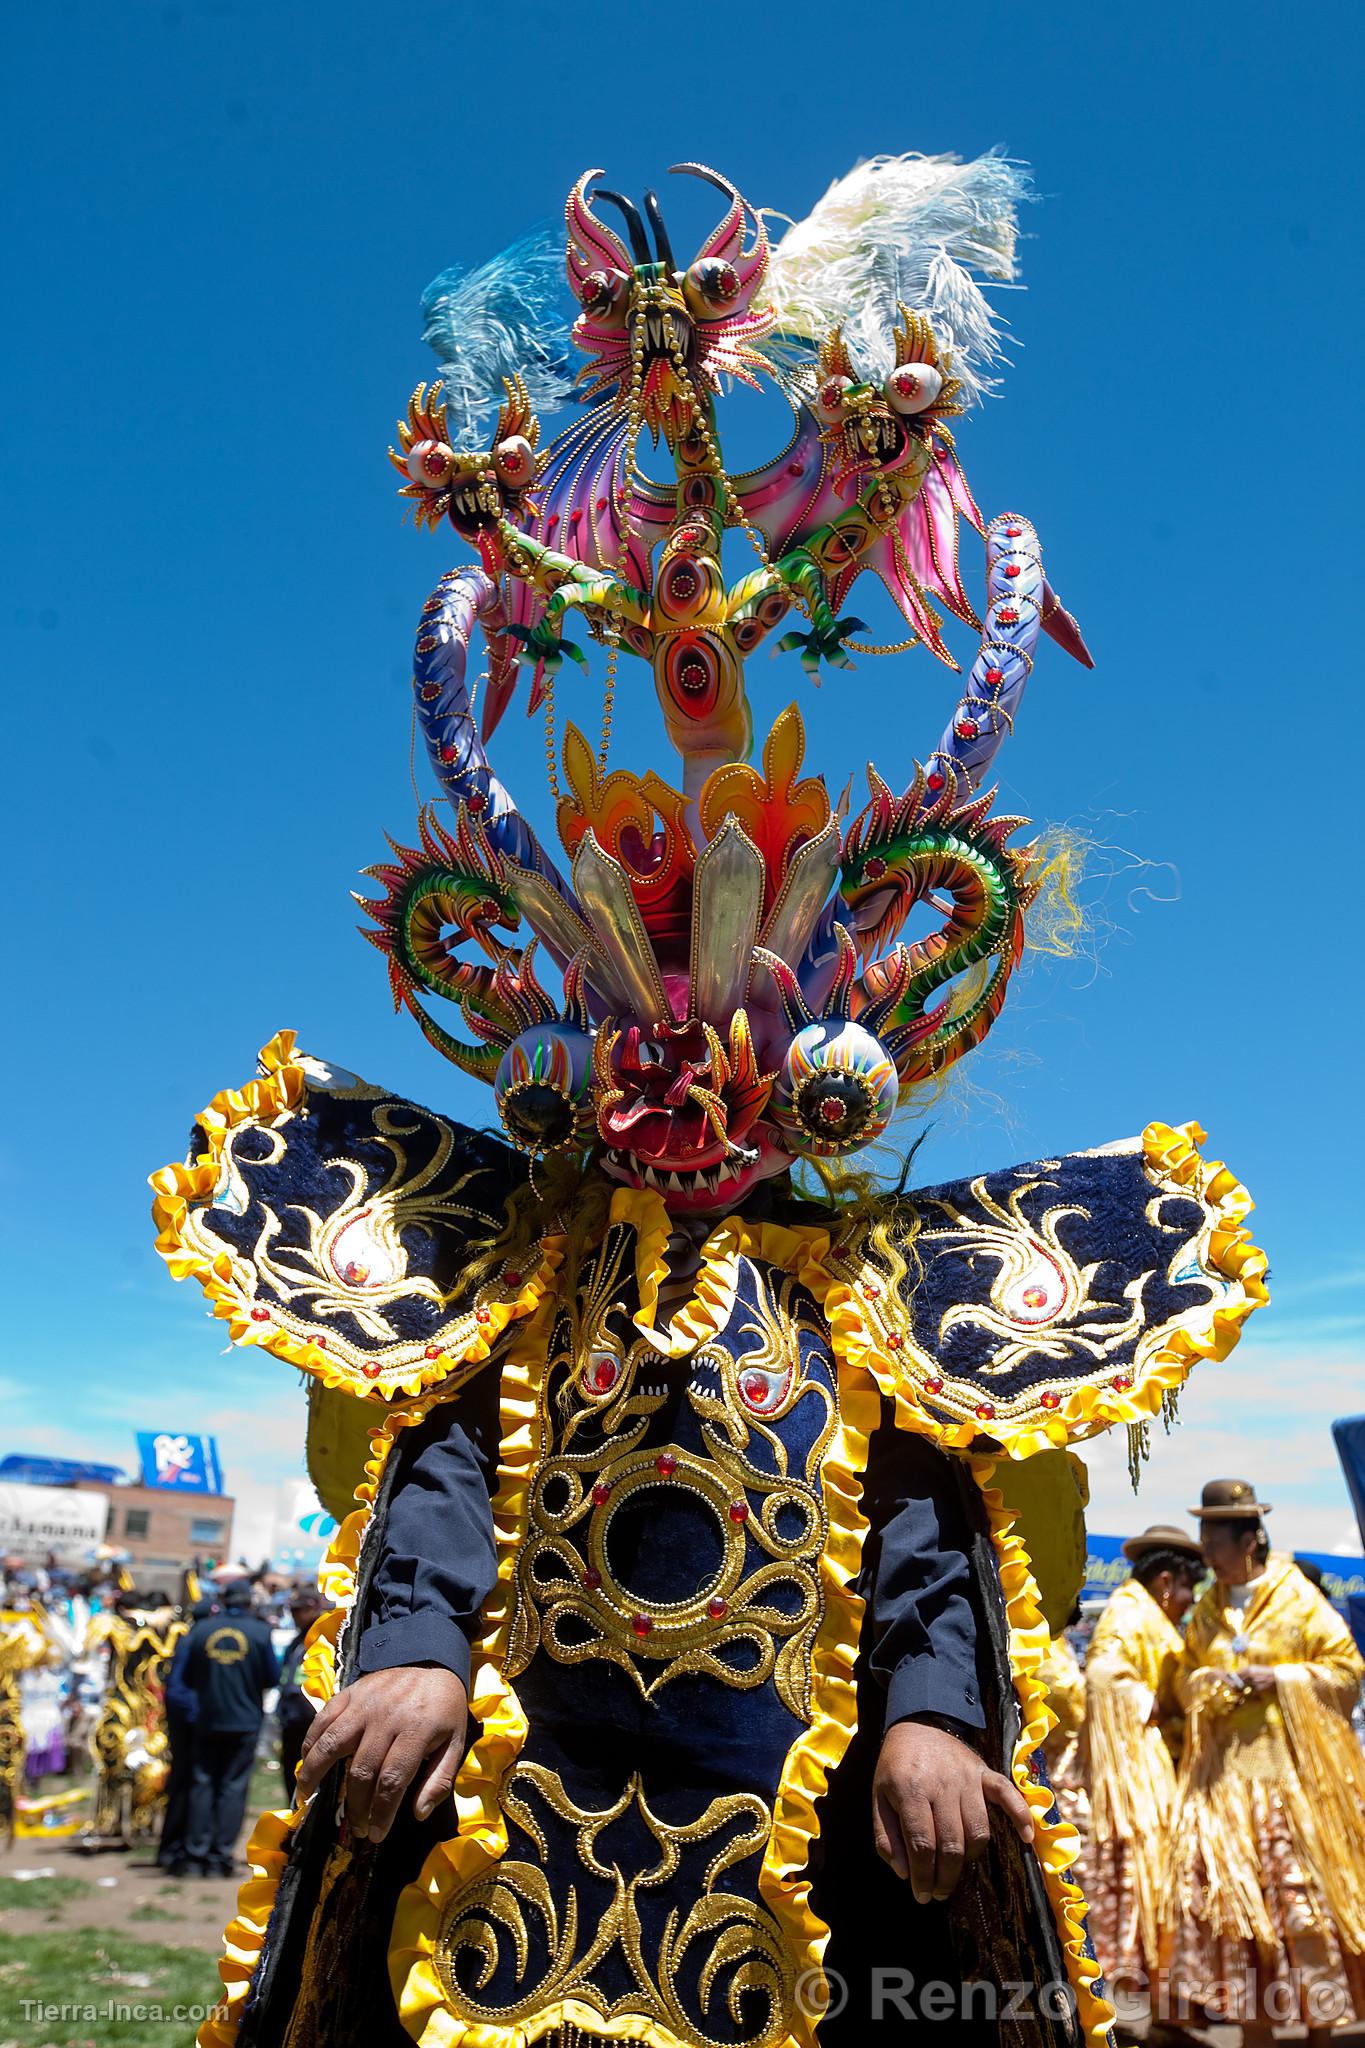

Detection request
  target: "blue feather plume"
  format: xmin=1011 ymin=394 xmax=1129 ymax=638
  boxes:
xmin=420 ymin=224 xmax=576 ymax=445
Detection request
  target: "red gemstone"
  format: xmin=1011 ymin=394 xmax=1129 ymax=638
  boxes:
xmin=475 ymin=1307 xmax=491 ymax=1325
xmin=250 ymin=1307 xmax=269 ymax=1322
xmin=976 ymin=1402 xmax=996 ymax=1421
xmin=955 ymin=718 xmax=979 ymax=740
xmin=886 ymin=1333 xmax=904 ymax=1351
xmin=504 ymin=1271 xmax=522 ymax=1287
xmin=588 ymin=1356 xmax=619 ymax=1394
xmin=655 ymin=1453 xmax=677 ymax=1477
xmin=997 ymin=608 xmax=1018 ymax=625
xmin=1112 ymin=1374 xmax=1133 ymax=1392
xmin=926 ymin=772 xmax=945 ymax=792
xmin=315 ymin=1336 xmax=327 ymax=1349
xmin=865 ymin=1283 xmax=881 ymax=1300
xmin=596 ymin=497 xmax=608 ymax=512
xmin=424 ymin=1343 xmax=441 ymax=1359
xmin=631 ymin=1613 xmax=652 ymax=1638
xmin=591 ymin=1482 xmax=612 ymax=1506
xmin=583 ymin=1567 xmax=601 ymax=1590
xmin=362 ymin=1362 xmax=383 ymax=1380
xmin=864 ymin=855 xmax=887 ymax=880
xmin=468 ymin=791 xmax=486 ymax=813
xmin=1022 ymin=1286 xmax=1048 ymax=1309
xmin=708 ymin=1595 xmax=728 ymax=1618
xmin=729 ymin=1501 xmax=749 ymax=1524
xmin=439 ymin=743 xmax=457 ymax=763
xmin=1005 ymin=525 xmax=1022 ymax=538
xmin=1004 ymin=564 xmax=1021 ymax=579
xmin=1040 ymin=1390 xmax=1061 ymax=1410
xmin=788 ymin=461 xmax=803 ymax=476
xmin=420 ymin=682 xmax=441 ymax=700
xmin=985 ymin=667 xmax=1004 ymax=685
xmin=924 ymin=1375 xmax=944 ymax=1394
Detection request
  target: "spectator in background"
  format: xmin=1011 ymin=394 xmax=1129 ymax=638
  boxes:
xmin=1167 ymin=1480 xmax=1365 ymax=2045
xmin=178 ymin=1580 xmax=279 ymax=1878
xmin=277 ymin=1585 xmax=329 ymax=1798
xmin=1083 ymin=1523 xmax=1203 ymax=2002
xmin=159 ymin=1595 xmax=216 ymax=1873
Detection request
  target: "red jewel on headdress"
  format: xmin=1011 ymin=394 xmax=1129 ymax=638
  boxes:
xmin=504 ymin=1271 xmax=522 ymax=1288
xmin=439 ymin=743 xmax=457 ymax=763
xmin=729 ymin=1501 xmax=749 ymax=1524
xmin=864 ymin=856 xmax=887 ymax=880
xmin=424 ymin=1343 xmax=441 ymax=1359
xmin=1022 ymin=1286 xmax=1048 ymax=1309
xmin=315 ymin=1336 xmax=327 ymax=1349
xmin=362 ymin=1361 xmax=383 ymax=1379
xmin=1112 ymin=1374 xmax=1134 ymax=1391
xmin=955 ymin=718 xmax=979 ymax=741
xmin=420 ymin=683 xmax=441 ymax=700
xmin=591 ymin=1481 xmax=612 ymax=1506
xmin=985 ymin=667 xmax=1004 ymax=685
xmin=708 ymin=1594 xmax=728 ymax=1618
xmin=251 ymin=1307 xmax=270 ymax=1322
xmin=997 ymin=608 xmax=1018 ymax=625
xmin=926 ymin=772 xmax=945 ymax=792
xmin=1005 ymin=525 xmax=1023 ymax=538
xmin=886 ymin=1333 xmax=904 ymax=1351
xmin=655 ymin=1453 xmax=677 ymax=1477
xmin=1040 ymin=1390 xmax=1061 ymax=1410
xmin=976 ymin=1401 xmax=996 ymax=1421
xmin=865 ymin=1283 xmax=881 ymax=1299
xmin=582 ymin=1566 xmax=601 ymax=1590
xmin=467 ymin=792 xmax=486 ymax=813
xmin=474 ymin=1307 xmax=491 ymax=1325
xmin=1004 ymin=564 xmax=1021 ymax=579
xmin=924 ymin=1375 xmax=944 ymax=1394
xmin=631 ymin=1613 xmax=653 ymax=1638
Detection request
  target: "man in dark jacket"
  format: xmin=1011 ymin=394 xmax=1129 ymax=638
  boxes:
xmin=179 ymin=1579 xmax=279 ymax=1876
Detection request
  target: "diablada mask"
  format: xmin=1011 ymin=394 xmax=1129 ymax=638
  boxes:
xmin=366 ymin=160 xmax=1093 ymax=1213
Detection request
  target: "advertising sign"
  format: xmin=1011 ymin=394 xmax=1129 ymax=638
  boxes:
xmin=135 ymin=1433 xmax=224 ymax=1494
xmin=0 ymin=1483 xmax=109 ymax=1564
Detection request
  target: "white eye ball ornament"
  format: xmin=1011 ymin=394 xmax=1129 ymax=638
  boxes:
xmin=769 ymin=1019 xmax=899 ymax=1158
xmin=495 ymin=1025 xmax=595 ymax=1156
xmin=884 ymin=363 xmax=943 ymax=415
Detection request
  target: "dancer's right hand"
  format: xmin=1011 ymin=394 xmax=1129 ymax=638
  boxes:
xmin=294 ymin=1666 xmax=468 ymax=1843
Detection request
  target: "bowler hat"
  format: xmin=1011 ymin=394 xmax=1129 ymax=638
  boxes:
xmin=1188 ymin=1478 xmax=1273 ymax=1519
xmin=1121 ymin=1523 xmax=1205 ymax=1564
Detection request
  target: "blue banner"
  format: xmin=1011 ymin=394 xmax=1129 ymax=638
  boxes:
xmin=135 ymin=1433 xmax=224 ymax=1494
xmin=1084 ymin=1533 xmax=1365 ymax=1617
xmin=0 ymin=1455 xmax=124 ymax=1487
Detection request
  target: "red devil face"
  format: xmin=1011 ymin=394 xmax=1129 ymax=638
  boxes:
xmin=593 ymin=1010 xmax=786 ymax=1214
xmin=565 ymin=166 xmax=775 ymax=445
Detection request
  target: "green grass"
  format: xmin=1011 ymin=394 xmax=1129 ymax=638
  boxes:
xmin=0 ymin=1927 xmax=224 ymax=2045
xmin=126 ymin=1904 xmax=175 ymax=1924
xmin=0 ymin=1874 xmax=92 ymax=1915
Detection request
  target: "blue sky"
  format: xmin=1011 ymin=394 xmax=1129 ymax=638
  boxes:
xmin=3 ymin=0 xmax=1362 ymax=1559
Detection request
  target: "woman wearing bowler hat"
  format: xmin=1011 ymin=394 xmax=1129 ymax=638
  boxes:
xmin=1165 ymin=1480 xmax=1365 ymax=2044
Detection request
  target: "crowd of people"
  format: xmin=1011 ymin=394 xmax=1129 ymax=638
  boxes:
xmin=0 ymin=1562 xmax=330 ymax=1866
xmin=1043 ymin=1478 xmax=1365 ymax=2042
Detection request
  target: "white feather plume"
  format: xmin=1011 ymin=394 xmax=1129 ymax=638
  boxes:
xmin=765 ymin=151 xmax=1031 ymax=404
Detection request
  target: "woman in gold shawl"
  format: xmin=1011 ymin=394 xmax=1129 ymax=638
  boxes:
xmin=1082 ymin=1525 xmax=1201 ymax=1999
xmin=1166 ymin=1479 xmax=1365 ymax=2044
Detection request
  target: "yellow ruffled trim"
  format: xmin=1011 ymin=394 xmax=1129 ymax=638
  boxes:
xmin=972 ymin=1461 xmax=1117 ymax=2044
xmin=389 ymin=1292 xmax=556 ymax=2046
xmin=613 ymin=1184 xmax=744 ymax=1357
xmin=197 ymin=1806 xmax=302 ymax=2048
xmin=150 ymin=1030 xmax=562 ymax=1403
xmin=832 ymin=1119 xmax=1268 ymax=1458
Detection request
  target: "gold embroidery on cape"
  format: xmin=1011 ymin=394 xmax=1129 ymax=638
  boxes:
xmin=508 ymin=1263 xmax=831 ymax=1719
xmin=434 ymin=1763 xmax=793 ymax=2048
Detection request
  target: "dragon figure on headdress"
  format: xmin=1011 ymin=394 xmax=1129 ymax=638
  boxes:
xmin=153 ymin=156 xmax=1266 ymax=2048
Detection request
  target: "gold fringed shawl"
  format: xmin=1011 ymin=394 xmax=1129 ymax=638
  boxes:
xmin=1170 ymin=1554 xmax=1365 ymax=1953
xmin=1082 ymin=1578 xmax=1183 ymax=1971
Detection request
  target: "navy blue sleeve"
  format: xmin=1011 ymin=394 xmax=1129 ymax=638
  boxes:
xmin=859 ymin=1419 xmax=985 ymax=1736
xmin=256 ymin=1624 xmax=281 ymax=1692
xmin=165 ymin=1631 xmax=198 ymax=1722
xmin=354 ymin=1372 xmax=501 ymax=1691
